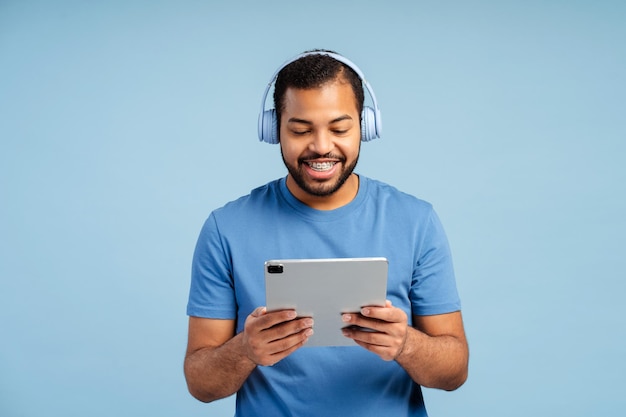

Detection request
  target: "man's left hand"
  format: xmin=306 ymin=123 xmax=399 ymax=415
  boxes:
xmin=341 ymin=300 xmax=409 ymax=361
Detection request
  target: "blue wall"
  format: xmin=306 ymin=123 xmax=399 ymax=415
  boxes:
xmin=1 ymin=1 xmax=625 ymax=415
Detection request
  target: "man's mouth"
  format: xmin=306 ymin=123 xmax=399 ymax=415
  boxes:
xmin=307 ymin=161 xmax=337 ymax=172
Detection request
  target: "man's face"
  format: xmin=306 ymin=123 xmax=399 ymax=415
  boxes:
xmin=279 ymin=78 xmax=361 ymax=207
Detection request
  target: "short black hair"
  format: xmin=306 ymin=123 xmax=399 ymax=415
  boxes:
xmin=273 ymin=50 xmax=365 ymax=132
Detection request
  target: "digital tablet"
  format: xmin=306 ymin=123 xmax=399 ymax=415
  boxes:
xmin=264 ymin=257 xmax=388 ymax=347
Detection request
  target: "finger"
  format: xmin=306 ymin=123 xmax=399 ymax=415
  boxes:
xmin=351 ymin=338 xmax=398 ymax=362
xmin=250 ymin=306 xmax=267 ymax=317
xmin=342 ymin=311 xmax=406 ymax=347
xmin=259 ymin=327 xmax=314 ymax=366
xmin=268 ymin=326 xmax=314 ymax=353
xmin=360 ymin=305 xmax=407 ymax=324
xmin=341 ymin=312 xmax=387 ymax=332
xmin=244 ymin=318 xmax=312 ymax=366
xmin=262 ymin=317 xmax=314 ymax=343
xmin=342 ymin=326 xmax=386 ymax=344
xmin=250 ymin=309 xmax=298 ymax=332
xmin=342 ymin=326 xmax=405 ymax=362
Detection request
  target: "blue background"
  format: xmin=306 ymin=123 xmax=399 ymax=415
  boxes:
xmin=1 ymin=1 xmax=625 ymax=415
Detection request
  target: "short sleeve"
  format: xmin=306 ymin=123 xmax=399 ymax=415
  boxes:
xmin=186 ymin=212 xmax=237 ymax=319
xmin=410 ymin=208 xmax=461 ymax=316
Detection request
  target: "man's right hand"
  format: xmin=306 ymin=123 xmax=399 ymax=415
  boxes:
xmin=241 ymin=307 xmax=314 ymax=366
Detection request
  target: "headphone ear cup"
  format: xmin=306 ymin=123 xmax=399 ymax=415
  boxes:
xmin=360 ymin=106 xmax=378 ymax=142
xmin=260 ymin=109 xmax=279 ymax=144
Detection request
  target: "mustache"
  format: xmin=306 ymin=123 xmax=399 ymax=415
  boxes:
xmin=298 ymin=152 xmax=346 ymax=162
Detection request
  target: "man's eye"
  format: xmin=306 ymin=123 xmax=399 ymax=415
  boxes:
xmin=292 ymin=130 xmax=310 ymax=136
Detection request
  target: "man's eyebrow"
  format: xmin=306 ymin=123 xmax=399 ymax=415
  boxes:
xmin=329 ymin=115 xmax=353 ymax=124
xmin=287 ymin=117 xmax=312 ymax=125
xmin=286 ymin=115 xmax=354 ymax=125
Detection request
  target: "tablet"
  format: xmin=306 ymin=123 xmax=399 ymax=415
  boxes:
xmin=264 ymin=257 xmax=388 ymax=347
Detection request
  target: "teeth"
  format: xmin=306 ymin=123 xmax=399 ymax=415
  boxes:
xmin=308 ymin=162 xmax=335 ymax=171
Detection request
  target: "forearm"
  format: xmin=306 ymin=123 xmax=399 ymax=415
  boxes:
xmin=395 ymin=326 xmax=468 ymax=391
xmin=184 ymin=332 xmax=256 ymax=402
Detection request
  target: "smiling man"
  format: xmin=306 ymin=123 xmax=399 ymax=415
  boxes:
xmin=184 ymin=50 xmax=468 ymax=417
xmin=280 ymin=79 xmax=361 ymax=208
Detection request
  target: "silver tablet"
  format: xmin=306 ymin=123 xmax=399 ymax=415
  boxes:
xmin=264 ymin=257 xmax=388 ymax=347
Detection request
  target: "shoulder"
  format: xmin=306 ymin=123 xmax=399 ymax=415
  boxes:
xmin=195 ymin=179 xmax=283 ymax=246
xmin=361 ymin=176 xmax=434 ymax=214
xmin=212 ymin=179 xmax=282 ymax=217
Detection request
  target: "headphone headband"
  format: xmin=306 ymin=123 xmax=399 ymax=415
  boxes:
xmin=258 ymin=51 xmax=382 ymax=144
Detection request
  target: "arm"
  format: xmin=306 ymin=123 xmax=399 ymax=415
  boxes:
xmin=184 ymin=317 xmax=251 ymax=402
xmin=184 ymin=308 xmax=314 ymax=402
xmin=401 ymin=311 xmax=468 ymax=390
xmin=341 ymin=303 xmax=468 ymax=391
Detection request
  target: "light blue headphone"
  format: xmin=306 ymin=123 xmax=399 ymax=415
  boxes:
xmin=258 ymin=51 xmax=382 ymax=144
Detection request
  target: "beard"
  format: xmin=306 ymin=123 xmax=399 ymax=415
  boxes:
xmin=281 ymin=150 xmax=360 ymax=197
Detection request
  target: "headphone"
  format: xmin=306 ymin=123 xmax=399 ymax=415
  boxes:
xmin=258 ymin=51 xmax=382 ymax=144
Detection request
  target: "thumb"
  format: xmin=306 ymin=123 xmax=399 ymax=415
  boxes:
xmin=250 ymin=306 xmax=267 ymax=317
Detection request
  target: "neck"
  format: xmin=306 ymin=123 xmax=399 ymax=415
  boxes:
xmin=286 ymin=173 xmax=359 ymax=210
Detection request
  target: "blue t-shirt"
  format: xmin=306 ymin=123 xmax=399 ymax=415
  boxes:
xmin=188 ymin=175 xmax=461 ymax=417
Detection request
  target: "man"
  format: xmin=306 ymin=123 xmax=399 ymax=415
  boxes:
xmin=184 ymin=50 xmax=468 ymax=416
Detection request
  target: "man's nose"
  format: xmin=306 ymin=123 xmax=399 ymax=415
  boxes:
xmin=309 ymin=130 xmax=334 ymax=155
